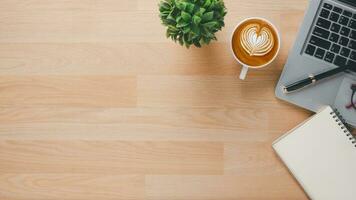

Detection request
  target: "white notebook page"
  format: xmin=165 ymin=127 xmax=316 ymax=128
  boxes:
xmin=273 ymin=106 xmax=356 ymax=200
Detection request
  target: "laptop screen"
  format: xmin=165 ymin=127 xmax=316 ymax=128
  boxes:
xmin=338 ymin=0 xmax=356 ymax=7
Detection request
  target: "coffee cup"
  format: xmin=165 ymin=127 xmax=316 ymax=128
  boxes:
xmin=230 ymin=17 xmax=281 ymax=80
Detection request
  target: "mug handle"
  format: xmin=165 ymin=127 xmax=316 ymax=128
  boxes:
xmin=239 ymin=65 xmax=249 ymax=80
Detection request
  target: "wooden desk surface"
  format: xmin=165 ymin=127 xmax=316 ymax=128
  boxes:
xmin=0 ymin=0 xmax=313 ymax=199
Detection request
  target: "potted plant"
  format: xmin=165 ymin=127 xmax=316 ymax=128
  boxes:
xmin=159 ymin=0 xmax=227 ymax=48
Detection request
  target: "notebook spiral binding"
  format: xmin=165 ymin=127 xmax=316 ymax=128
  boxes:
xmin=330 ymin=109 xmax=356 ymax=148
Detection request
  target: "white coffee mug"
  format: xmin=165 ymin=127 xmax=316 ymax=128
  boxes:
xmin=230 ymin=17 xmax=281 ymax=80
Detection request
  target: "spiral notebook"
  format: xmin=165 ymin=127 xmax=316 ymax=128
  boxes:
xmin=273 ymin=106 xmax=356 ymax=200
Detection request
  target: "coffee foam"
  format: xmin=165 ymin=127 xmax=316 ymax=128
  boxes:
xmin=240 ymin=24 xmax=274 ymax=57
xmin=232 ymin=18 xmax=279 ymax=67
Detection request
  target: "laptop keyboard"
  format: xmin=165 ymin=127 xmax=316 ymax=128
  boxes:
xmin=304 ymin=2 xmax=356 ymax=68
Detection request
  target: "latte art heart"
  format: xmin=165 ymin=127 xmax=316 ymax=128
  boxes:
xmin=240 ymin=24 xmax=275 ymax=56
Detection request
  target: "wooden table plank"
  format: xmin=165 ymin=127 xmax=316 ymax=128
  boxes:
xmin=0 ymin=141 xmax=222 ymax=174
xmin=0 ymin=174 xmax=145 ymax=200
xmin=0 ymin=76 xmax=137 ymax=107
xmin=145 ymin=175 xmax=307 ymax=200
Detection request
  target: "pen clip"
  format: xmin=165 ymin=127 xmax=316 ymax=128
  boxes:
xmin=309 ymin=74 xmax=316 ymax=84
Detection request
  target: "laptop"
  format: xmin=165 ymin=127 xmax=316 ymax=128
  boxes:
xmin=275 ymin=0 xmax=356 ymax=126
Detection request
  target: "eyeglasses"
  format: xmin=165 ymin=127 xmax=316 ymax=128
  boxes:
xmin=346 ymin=84 xmax=356 ymax=110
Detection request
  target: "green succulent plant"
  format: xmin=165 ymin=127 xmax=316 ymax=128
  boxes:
xmin=159 ymin=0 xmax=227 ymax=48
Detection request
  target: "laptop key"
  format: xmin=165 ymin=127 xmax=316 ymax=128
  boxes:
xmin=316 ymin=18 xmax=331 ymax=29
xmin=347 ymin=60 xmax=355 ymax=69
xmin=315 ymin=48 xmax=326 ymax=59
xmin=309 ymin=35 xmax=331 ymax=50
xmin=350 ymin=51 xmax=356 ymax=60
xmin=340 ymin=47 xmax=351 ymax=57
xmin=343 ymin=10 xmax=353 ymax=17
xmin=330 ymin=23 xmax=341 ymax=33
xmin=320 ymin=9 xmax=330 ymax=18
xmin=339 ymin=16 xmax=349 ymax=26
xmin=351 ymin=30 xmax=356 ymax=40
xmin=334 ymin=55 xmax=347 ymax=67
xmin=347 ymin=60 xmax=356 ymax=71
xmin=313 ymin=26 xmax=330 ymax=39
xmin=324 ymin=52 xmax=335 ymax=63
xmin=333 ymin=6 xmax=342 ymax=14
xmin=305 ymin=44 xmax=316 ymax=56
xmin=323 ymin=3 xmax=332 ymax=10
xmin=339 ymin=36 xmax=349 ymax=46
xmin=331 ymin=43 xmax=341 ymax=53
xmin=329 ymin=12 xmax=340 ymax=22
xmin=329 ymin=33 xmax=340 ymax=42
xmin=349 ymin=19 xmax=356 ymax=29
xmin=349 ymin=40 xmax=356 ymax=50
xmin=340 ymin=27 xmax=350 ymax=36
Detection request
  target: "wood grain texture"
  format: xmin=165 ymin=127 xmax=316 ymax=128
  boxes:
xmin=0 ymin=174 xmax=144 ymax=200
xmin=0 ymin=141 xmax=222 ymax=174
xmin=145 ymin=175 xmax=306 ymax=200
xmin=0 ymin=76 xmax=137 ymax=107
xmin=0 ymin=0 xmax=312 ymax=199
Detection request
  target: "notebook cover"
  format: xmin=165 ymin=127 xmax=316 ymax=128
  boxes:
xmin=272 ymin=106 xmax=356 ymax=200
